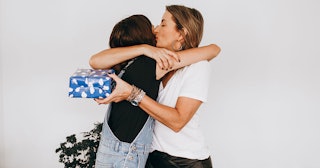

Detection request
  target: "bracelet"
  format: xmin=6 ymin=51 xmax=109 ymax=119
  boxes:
xmin=126 ymin=85 xmax=139 ymax=101
xmin=127 ymin=85 xmax=146 ymax=106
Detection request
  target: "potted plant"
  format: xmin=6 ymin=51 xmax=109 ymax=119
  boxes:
xmin=55 ymin=122 xmax=102 ymax=168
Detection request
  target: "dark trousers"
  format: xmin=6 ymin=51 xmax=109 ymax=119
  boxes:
xmin=145 ymin=150 xmax=213 ymax=168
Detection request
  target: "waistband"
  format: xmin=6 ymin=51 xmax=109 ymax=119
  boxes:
xmin=101 ymin=138 xmax=151 ymax=154
xmin=148 ymin=150 xmax=212 ymax=167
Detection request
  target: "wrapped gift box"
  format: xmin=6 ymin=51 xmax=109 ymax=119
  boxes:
xmin=69 ymin=69 xmax=115 ymax=98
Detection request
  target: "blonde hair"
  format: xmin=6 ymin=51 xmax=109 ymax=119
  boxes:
xmin=166 ymin=5 xmax=204 ymax=49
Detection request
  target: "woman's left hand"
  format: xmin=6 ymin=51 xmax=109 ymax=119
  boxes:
xmin=94 ymin=73 xmax=132 ymax=104
xmin=143 ymin=45 xmax=180 ymax=70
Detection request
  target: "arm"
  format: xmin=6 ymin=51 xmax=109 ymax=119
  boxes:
xmin=95 ymin=64 xmax=207 ymax=133
xmin=156 ymin=44 xmax=221 ymax=79
xmin=89 ymin=44 xmax=179 ymax=70
xmin=89 ymin=44 xmax=220 ymax=72
xmin=139 ymin=95 xmax=202 ymax=132
xmin=142 ymin=61 xmax=210 ymax=131
xmin=89 ymin=45 xmax=146 ymax=69
xmin=95 ymin=73 xmax=202 ymax=132
xmin=176 ymin=44 xmax=220 ymax=68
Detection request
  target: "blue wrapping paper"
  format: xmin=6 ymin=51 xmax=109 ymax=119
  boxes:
xmin=68 ymin=69 xmax=115 ymax=98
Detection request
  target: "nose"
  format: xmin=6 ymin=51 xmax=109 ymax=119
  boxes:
xmin=153 ymin=25 xmax=159 ymax=33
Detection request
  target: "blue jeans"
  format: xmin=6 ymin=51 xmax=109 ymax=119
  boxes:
xmin=95 ymin=106 xmax=154 ymax=168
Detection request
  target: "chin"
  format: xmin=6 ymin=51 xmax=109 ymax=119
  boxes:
xmin=156 ymin=43 xmax=167 ymax=49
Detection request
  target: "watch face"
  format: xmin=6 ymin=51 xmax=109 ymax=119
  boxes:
xmin=131 ymin=100 xmax=139 ymax=106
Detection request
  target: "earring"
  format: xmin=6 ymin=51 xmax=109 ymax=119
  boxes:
xmin=171 ymin=41 xmax=183 ymax=51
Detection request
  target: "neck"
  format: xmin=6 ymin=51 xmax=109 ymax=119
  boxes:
xmin=162 ymin=70 xmax=176 ymax=87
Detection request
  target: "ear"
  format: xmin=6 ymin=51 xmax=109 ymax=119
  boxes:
xmin=178 ymin=28 xmax=188 ymax=42
xmin=182 ymin=27 xmax=188 ymax=36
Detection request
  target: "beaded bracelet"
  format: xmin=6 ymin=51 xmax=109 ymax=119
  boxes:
xmin=127 ymin=85 xmax=145 ymax=106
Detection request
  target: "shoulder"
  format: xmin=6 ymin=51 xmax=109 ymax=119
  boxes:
xmin=179 ymin=60 xmax=210 ymax=81
xmin=178 ymin=61 xmax=210 ymax=102
xmin=183 ymin=60 xmax=210 ymax=73
xmin=190 ymin=60 xmax=209 ymax=68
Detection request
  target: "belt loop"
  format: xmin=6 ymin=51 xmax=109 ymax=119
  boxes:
xmin=143 ymin=145 xmax=148 ymax=154
xmin=114 ymin=141 xmax=120 ymax=152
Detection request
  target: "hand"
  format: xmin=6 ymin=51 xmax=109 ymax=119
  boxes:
xmin=94 ymin=73 xmax=132 ymax=104
xmin=143 ymin=45 xmax=180 ymax=70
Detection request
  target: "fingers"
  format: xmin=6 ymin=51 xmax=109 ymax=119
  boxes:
xmin=94 ymin=74 xmax=118 ymax=104
xmin=161 ymin=50 xmax=180 ymax=70
xmin=107 ymin=73 xmax=119 ymax=81
xmin=148 ymin=47 xmax=180 ymax=70
xmin=94 ymin=73 xmax=132 ymax=105
xmin=166 ymin=50 xmax=180 ymax=63
xmin=94 ymin=92 xmax=121 ymax=104
xmin=94 ymin=97 xmax=111 ymax=104
xmin=154 ymin=49 xmax=178 ymax=70
xmin=156 ymin=54 xmax=165 ymax=70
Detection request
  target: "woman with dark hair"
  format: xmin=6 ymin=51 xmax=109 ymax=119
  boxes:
xmin=94 ymin=15 xmax=159 ymax=168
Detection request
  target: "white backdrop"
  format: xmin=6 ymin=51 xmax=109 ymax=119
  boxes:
xmin=1 ymin=0 xmax=320 ymax=167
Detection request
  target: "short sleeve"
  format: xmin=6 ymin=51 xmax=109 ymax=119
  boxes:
xmin=179 ymin=61 xmax=210 ymax=102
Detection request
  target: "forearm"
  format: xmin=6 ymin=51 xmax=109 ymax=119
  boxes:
xmin=139 ymin=96 xmax=184 ymax=132
xmin=174 ymin=44 xmax=221 ymax=69
xmin=89 ymin=44 xmax=146 ymax=69
xmin=93 ymin=73 xmax=201 ymax=132
xmin=156 ymin=44 xmax=221 ymax=79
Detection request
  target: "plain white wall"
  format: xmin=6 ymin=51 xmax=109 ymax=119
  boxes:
xmin=1 ymin=0 xmax=5 ymax=167
xmin=1 ymin=0 xmax=320 ymax=167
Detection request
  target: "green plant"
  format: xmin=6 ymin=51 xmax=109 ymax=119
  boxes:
xmin=55 ymin=122 xmax=103 ymax=168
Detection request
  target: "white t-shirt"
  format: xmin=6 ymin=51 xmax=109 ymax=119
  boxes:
xmin=151 ymin=60 xmax=211 ymax=160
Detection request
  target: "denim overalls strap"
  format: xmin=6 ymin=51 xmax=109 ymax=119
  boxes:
xmin=95 ymin=99 xmax=155 ymax=168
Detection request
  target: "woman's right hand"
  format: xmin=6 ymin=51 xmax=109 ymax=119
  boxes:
xmin=94 ymin=73 xmax=132 ymax=104
xmin=142 ymin=45 xmax=180 ymax=70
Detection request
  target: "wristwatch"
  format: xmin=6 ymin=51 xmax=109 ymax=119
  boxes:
xmin=130 ymin=90 xmax=146 ymax=106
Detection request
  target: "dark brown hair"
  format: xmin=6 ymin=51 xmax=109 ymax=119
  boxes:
xmin=109 ymin=14 xmax=156 ymax=48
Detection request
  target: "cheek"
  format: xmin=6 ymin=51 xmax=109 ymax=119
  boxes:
xmin=156 ymin=29 xmax=178 ymax=48
xmin=156 ymin=31 xmax=167 ymax=46
xmin=157 ymin=31 xmax=165 ymax=41
xmin=156 ymin=36 xmax=169 ymax=48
